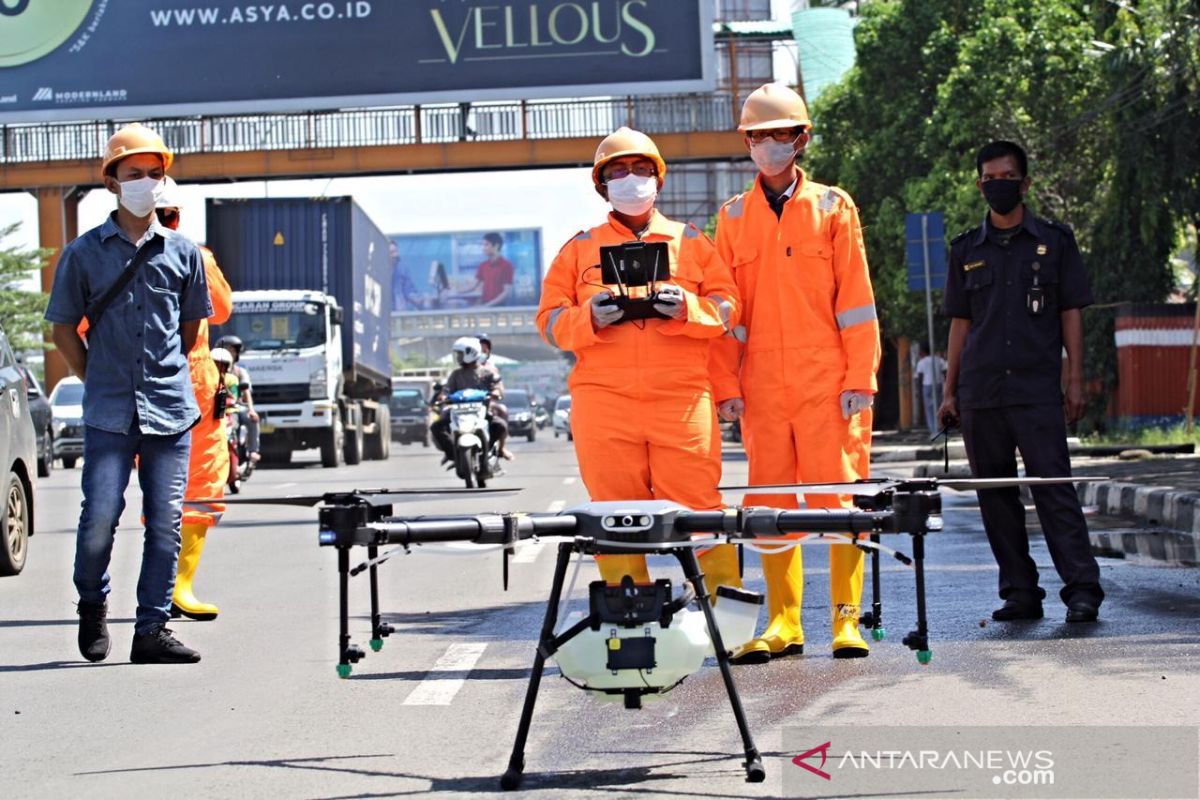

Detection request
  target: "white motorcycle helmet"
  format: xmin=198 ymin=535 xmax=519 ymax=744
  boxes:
xmin=452 ymin=336 xmax=482 ymax=367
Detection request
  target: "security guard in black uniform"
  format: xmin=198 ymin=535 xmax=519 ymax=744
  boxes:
xmin=938 ymin=140 xmax=1103 ymax=624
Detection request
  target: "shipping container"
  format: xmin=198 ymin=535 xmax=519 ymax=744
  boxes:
xmin=206 ymin=197 xmax=392 ymax=391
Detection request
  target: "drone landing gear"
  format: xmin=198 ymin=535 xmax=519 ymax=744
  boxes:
xmin=335 ymin=542 xmax=396 ymax=677
xmin=858 ymin=533 xmax=886 ymax=642
xmin=500 ymin=542 xmax=765 ymax=791
xmin=902 ymin=534 xmax=932 ymax=665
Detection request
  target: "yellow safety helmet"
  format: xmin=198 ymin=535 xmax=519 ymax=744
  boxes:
xmin=591 ymin=126 xmax=667 ymax=187
xmin=738 ymin=84 xmax=811 ymax=132
xmin=101 ymin=123 xmax=174 ymax=177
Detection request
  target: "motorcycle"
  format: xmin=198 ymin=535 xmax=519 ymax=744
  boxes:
xmin=446 ymin=388 xmax=503 ymax=488
xmin=226 ymin=407 xmax=254 ymax=494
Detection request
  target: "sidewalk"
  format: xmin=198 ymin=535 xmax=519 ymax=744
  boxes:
xmin=870 ymin=430 xmax=1200 ymax=563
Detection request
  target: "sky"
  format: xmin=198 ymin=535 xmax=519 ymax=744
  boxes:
xmin=0 ymin=0 xmax=797 ymax=273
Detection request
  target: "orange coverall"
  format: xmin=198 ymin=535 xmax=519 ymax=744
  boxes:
xmin=537 ymin=210 xmax=741 ymax=586
xmin=711 ymin=171 xmax=881 ymax=651
xmin=183 ymin=246 xmax=233 ymax=527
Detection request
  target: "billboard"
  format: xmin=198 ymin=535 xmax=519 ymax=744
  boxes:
xmin=390 ymin=229 xmax=542 ymax=313
xmin=0 ymin=1 xmax=714 ymax=123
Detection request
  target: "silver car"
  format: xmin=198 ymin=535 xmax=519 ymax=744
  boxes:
xmin=0 ymin=325 xmax=37 ymax=576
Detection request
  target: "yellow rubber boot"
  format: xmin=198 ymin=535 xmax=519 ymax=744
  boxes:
xmin=596 ymin=554 xmax=650 ymax=586
xmin=698 ymin=543 xmax=742 ymax=600
xmin=830 ymin=543 xmax=868 ymax=658
xmin=731 ymin=545 xmax=804 ymax=664
xmin=172 ymin=523 xmax=219 ymax=621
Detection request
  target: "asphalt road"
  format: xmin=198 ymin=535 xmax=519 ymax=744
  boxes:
xmin=2 ymin=432 xmax=1199 ymax=800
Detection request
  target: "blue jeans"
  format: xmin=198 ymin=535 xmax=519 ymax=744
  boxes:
xmin=74 ymin=421 xmax=191 ymax=635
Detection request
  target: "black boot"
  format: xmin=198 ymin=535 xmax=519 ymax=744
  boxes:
xmin=77 ymin=600 xmax=111 ymax=663
xmin=130 ymin=626 xmax=201 ymax=664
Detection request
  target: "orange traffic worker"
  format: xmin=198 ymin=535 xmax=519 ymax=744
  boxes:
xmin=155 ymin=179 xmax=234 ymax=620
xmin=711 ymin=84 xmax=882 ymax=663
xmin=536 ymin=127 xmax=742 ymax=595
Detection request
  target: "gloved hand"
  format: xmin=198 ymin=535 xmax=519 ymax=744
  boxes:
xmin=839 ymin=390 xmax=874 ymax=419
xmin=717 ymin=397 xmax=745 ymax=422
xmin=652 ymin=284 xmax=687 ymax=320
xmin=590 ymin=291 xmax=624 ymax=330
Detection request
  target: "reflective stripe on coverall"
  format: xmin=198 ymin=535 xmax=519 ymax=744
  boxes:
xmin=711 ymin=172 xmax=881 ymax=653
xmin=537 ymin=210 xmax=741 ymax=588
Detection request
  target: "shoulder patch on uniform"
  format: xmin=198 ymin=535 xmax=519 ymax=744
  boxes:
xmin=573 ymin=230 xmax=592 ymax=241
xmin=723 ymin=194 xmax=746 ymax=219
xmin=683 ymin=223 xmax=703 ymax=239
xmin=818 ymin=188 xmax=840 ymax=213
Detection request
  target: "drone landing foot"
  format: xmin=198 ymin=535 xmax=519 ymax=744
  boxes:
xmin=676 ymin=548 xmax=766 ymax=785
xmin=500 ymin=542 xmax=574 ymax=791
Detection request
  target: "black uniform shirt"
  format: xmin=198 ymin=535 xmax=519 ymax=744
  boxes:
xmin=942 ymin=209 xmax=1093 ymax=409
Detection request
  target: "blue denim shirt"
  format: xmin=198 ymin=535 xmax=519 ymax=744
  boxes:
xmin=45 ymin=214 xmax=212 ymax=436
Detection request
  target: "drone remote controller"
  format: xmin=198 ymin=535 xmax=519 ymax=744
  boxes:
xmin=598 ymin=293 xmax=671 ymax=321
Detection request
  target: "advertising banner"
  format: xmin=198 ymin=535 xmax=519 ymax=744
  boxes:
xmin=391 ymin=229 xmax=542 ymax=313
xmin=0 ymin=1 xmax=714 ymax=123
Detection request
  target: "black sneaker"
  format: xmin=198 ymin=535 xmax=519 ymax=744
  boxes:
xmin=130 ymin=626 xmax=201 ymax=664
xmin=77 ymin=600 xmax=111 ymax=663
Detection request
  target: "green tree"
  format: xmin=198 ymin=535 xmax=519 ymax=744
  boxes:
xmin=0 ymin=223 xmax=50 ymax=352
xmin=804 ymin=0 xmax=1200 ymax=429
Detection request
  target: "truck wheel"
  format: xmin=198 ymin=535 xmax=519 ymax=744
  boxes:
xmin=344 ymin=407 xmax=363 ymax=466
xmin=527 ymin=427 xmax=536 ymax=443
xmin=321 ymin=417 xmax=345 ymax=468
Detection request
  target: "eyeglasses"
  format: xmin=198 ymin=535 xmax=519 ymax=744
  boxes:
xmin=604 ymin=164 xmax=658 ymax=181
xmin=746 ymin=128 xmax=805 ymax=144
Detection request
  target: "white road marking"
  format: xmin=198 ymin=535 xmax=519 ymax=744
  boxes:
xmin=402 ymin=643 xmax=488 ymax=706
xmin=562 ymin=477 xmax=577 ymax=485
xmin=547 ymin=500 xmax=566 ymax=513
xmin=274 ymin=482 xmax=298 ymax=489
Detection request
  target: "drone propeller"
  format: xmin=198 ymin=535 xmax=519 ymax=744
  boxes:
xmin=194 ymin=487 xmax=523 ymax=508
xmin=719 ymin=480 xmax=901 ymax=497
xmin=719 ymin=476 xmax=1108 ymax=495
xmin=936 ymin=476 xmax=1108 ymax=491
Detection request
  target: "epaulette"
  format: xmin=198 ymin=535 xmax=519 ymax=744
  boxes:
xmin=682 ymin=222 xmax=708 ymax=240
xmin=950 ymin=227 xmax=976 ymax=245
xmin=1042 ymin=218 xmax=1074 ymax=235
xmin=554 ymin=230 xmax=589 ymax=258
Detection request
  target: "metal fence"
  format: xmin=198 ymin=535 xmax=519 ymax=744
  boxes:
xmin=0 ymin=94 xmax=738 ymax=164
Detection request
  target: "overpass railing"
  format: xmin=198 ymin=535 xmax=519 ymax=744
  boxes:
xmin=0 ymin=93 xmax=738 ymax=165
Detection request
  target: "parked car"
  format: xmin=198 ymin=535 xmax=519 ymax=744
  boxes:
xmin=0 ymin=325 xmax=37 ymax=576
xmin=16 ymin=364 xmax=53 ymax=477
xmin=389 ymin=385 xmax=431 ymax=446
xmin=49 ymin=376 xmax=84 ymax=469
xmin=504 ymin=389 xmax=536 ymax=442
xmin=553 ymin=395 xmax=572 ymax=441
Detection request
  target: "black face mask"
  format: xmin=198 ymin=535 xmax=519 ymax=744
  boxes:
xmin=981 ymin=178 xmax=1024 ymax=214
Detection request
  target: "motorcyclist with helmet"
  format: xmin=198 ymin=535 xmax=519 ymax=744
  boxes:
xmin=431 ymin=336 xmax=513 ymax=462
xmin=214 ymin=334 xmax=260 ymax=464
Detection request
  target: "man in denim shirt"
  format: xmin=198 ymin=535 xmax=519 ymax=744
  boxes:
xmin=45 ymin=124 xmax=212 ymax=664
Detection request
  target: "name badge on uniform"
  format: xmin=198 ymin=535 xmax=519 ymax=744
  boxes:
xmin=963 ymin=260 xmax=986 ymax=272
xmin=1036 ymin=244 xmax=1048 ymax=255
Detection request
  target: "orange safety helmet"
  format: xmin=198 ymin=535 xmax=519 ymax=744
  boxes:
xmin=591 ymin=126 xmax=667 ymax=187
xmin=100 ymin=123 xmax=174 ymax=177
xmin=738 ymin=84 xmax=812 ymax=132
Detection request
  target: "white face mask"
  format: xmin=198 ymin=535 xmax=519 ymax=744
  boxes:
xmin=118 ymin=177 xmax=165 ymax=218
xmin=750 ymin=139 xmax=799 ymax=177
xmin=606 ymin=174 xmax=658 ymax=216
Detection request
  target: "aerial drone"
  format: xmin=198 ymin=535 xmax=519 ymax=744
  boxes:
xmin=214 ymin=473 xmax=1100 ymax=790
